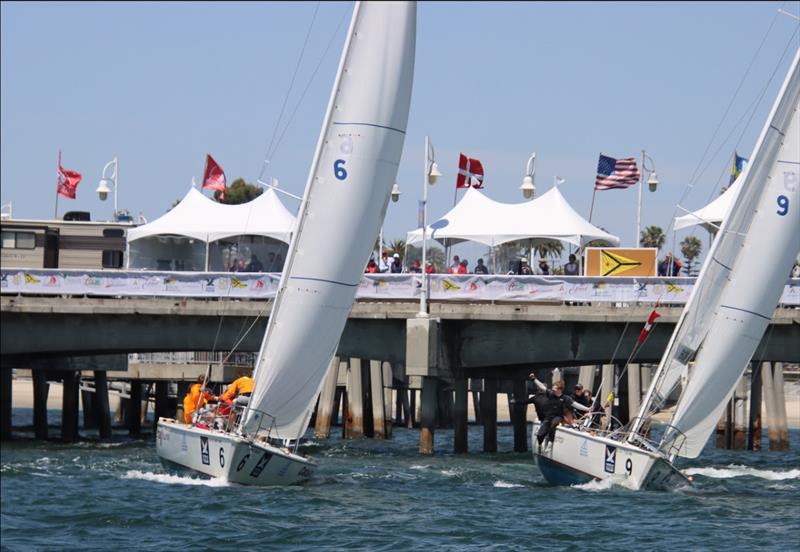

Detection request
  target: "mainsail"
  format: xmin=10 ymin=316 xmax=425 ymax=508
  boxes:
xmin=650 ymin=49 xmax=800 ymax=458
xmin=243 ymin=2 xmax=416 ymax=441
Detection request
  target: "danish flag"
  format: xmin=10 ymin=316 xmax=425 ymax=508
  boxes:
xmin=456 ymin=153 xmax=484 ymax=189
xmin=638 ymin=308 xmax=661 ymax=344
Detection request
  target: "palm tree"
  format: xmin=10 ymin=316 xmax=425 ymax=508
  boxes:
xmin=680 ymin=235 xmax=703 ymax=276
xmin=535 ymin=240 xmax=564 ymax=260
xmin=388 ymin=238 xmax=406 ymax=259
xmin=640 ymin=225 xmax=666 ymax=249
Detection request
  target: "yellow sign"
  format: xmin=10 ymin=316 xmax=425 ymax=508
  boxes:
xmin=585 ymin=248 xmax=657 ymax=277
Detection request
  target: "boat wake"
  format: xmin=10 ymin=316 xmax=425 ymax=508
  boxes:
xmin=122 ymin=469 xmax=230 ymax=487
xmin=493 ymin=480 xmax=524 ymax=488
xmin=683 ymin=465 xmax=800 ymax=481
xmin=572 ymin=478 xmax=616 ymax=492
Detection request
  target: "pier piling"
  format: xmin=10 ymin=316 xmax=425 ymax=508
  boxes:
xmin=772 ymin=362 xmax=789 ymax=450
xmin=33 ymin=370 xmax=49 ymax=440
xmin=512 ymin=379 xmax=528 ymax=453
xmin=419 ymin=377 xmax=437 ymax=454
xmin=481 ymin=378 xmax=497 ymax=453
xmin=370 ymin=360 xmax=388 ymax=439
xmin=747 ymin=361 xmax=762 ymax=451
xmin=94 ymin=370 xmax=112 ymax=439
xmin=345 ymin=358 xmax=365 ymax=439
xmin=1 ymin=368 xmax=11 ymax=440
xmin=314 ymin=357 xmax=340 ymax=439
xmin=61 ymin=371 xmax=80 ymax=442
xmin=453 ymin=376 xmax=468 ymax=453
xmin=128 ymin=380 xmax=142 ymax=435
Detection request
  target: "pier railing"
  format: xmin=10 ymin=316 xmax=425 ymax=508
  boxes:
xmin=3 ymin=268 xmax=799 ymax=306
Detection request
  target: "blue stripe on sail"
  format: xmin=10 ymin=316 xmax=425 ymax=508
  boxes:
xmin=289 ymin=276 xmax=360 ymax=287
xmin=719 ymin=304 xmax=772 ymax=321
xmin=332 ymin=121 xmax=406 ymax=134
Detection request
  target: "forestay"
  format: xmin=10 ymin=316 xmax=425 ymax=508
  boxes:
xmin=243 ymin=2 xmax=416 ymax=441
xmin=655 ymin=49 xmax=800 ymax=458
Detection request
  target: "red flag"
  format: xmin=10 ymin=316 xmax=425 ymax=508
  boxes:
xmin=638 ymin=308 xmax=661 ymax=344
xmin=202 ymin=154 xmax=226 ymax=199
xmin=56 ymin=151 xmax=82 ymax=199
xmin=456 ymin=153 xmax=484 ymax=189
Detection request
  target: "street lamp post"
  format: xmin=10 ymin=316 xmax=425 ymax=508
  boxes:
xmin=96 ymin=157 xmax=119 ymax=221
xmin=520 ymin=152 xmax=536 ymax=200
xmin=378 ymin=183 xmax=402 ymax=266
xmin=418 ymin=136 xmax=441 ymax=317
xmin=636 ymin=150 xmax=659 ymax=247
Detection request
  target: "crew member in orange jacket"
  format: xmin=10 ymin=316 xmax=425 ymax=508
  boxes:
xmin=183 ymin=376 xmax=217 ymax=423
xmin=220 ymin=371 xmax=255 ymax=406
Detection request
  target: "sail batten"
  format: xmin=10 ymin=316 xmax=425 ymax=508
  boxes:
xmin=243 ymin=2 xmax=416 ymax=441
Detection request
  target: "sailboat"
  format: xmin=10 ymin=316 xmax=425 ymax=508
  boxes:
xmin=532 ymin=47 xmax=799 ymax=490
xmin=156 ymin=1 xmax=416 ymax=485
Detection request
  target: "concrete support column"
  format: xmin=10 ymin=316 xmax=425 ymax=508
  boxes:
xmin=470 ymin=378 xmax=482 ymax=424
xmin=578 ymin=365 xmax=595 ymax=391
xmin=175 ymin=381 xmax=190 ymax=425
xmin=733 ymin=376 xmax=747 ymax=449
xmin=481 ymin=378 xmax=497 ymax=453
xmin=382 ymin=362 xmax=393 ymax=439
xmin=33 ymin=370 xmax=49 ymax=440
xmin=512 ymin=379 xmax=528 ymax=453
xmin=772 ymin=362 xmax=789 ymax=450
xmin=369 ymin=360 xmax=388 ymax=439
xmin=153 ymin=381 xmax=169 ymax=429
xmin=314 ymin=357 xmax=340 ymax=439
xmin=762 ymin=362 xmax=780 ymax=451
xmin=1 ymin=368 xmax=12 ymax=440
xmin=61 ymin=371 xmax=80 ymax=442
xmin=747 ymin=362 xmax=762 ymax=451
xmin=345 ymin=358 xmax=364 ymax=439
xmin=82 ymin=387 xmax=96 ymax=429
xmin=419 ymin=377 xmax=438 ymax=454
xmin=640 ymin=364 xmax=653 ymax=396
xmin=94 ymin=370 xmax=112 ymax=439
xmin=128 ymin=380 xmax=142 ymax=436
xmin=453 ymin=377 xmax=468 ymax=454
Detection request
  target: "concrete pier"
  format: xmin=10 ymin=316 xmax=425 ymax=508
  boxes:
xmin=314 ymin=357 xmax=340 ymax=439
xmin=33 ymin=370 xmax=49 ymax=440
xmin=747 ymin=362 xmax=762 ymax=451
xmin=419 ymin=377 xmax=437 ymax=454
xmin=61 ymin=371 xmax=80 ymax=442
xmin=512 ymin=379 xmax=528 ymax=453
xmin=345 ymin=358 xmax=365 ymax=439
xmin=0 ymin=368 xmax=11 ymax=440
xmin=453 ymin=377 xmax=468 ymax=453
xmin=481 ymin=379 xmax=497 ymax=453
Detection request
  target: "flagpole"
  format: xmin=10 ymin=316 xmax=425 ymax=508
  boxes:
xmin=588 ymin=188 xmax=597 ymax=223
xmin=54 ymin=151 xmax=61 ymax=219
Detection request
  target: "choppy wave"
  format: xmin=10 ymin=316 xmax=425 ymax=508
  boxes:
xmin=684 ymin=465 xmax=800 ymax=481
xmin=572 ymin=478 xmax=616 ymax=492
xmin=122 ymin=469 xmax=230 ymax=487
xmin=493 ymin=480 xmax=523 ymax=488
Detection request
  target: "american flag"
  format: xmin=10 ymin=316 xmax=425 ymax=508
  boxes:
xmin=594 ymin=154 xmax=640 ymax=190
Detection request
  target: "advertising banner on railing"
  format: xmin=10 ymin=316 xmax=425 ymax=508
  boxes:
xmin=2 ymin=269 xmax=799 ymax=305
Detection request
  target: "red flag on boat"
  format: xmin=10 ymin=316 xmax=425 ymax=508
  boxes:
xmin=456 ymin=153 xmax=484 ymax=189
xmin=638 ymin=308 xmax=661 ymax=344
xmin=202 ymin=154 xmax=227 ymax=199
xmin=56 ymin=151 xmax=82 ymax=199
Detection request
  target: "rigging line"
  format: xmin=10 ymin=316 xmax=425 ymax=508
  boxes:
xmin=219 ymin=301 xmax=272 ymax=365
xmin=266 ymin=6 xmax=350 ymax=165
xmin=686 ymin=9 xmax=782 ymax=188
xmin=258 ymin=1 xmax=322 ymax=183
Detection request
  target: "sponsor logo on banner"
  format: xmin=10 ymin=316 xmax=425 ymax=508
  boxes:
xmin=25 ymin=273 xmax=40 ymax=284
xmin=200 ymin=436 xmax=210 ymax=465
xmin=604 ymin=445 xmax=617 ymax=473
xmin=84 ymin=276 xmax=102 ymax=287
xmin=0 ymin=274 xmax=8 ymax=288
xmin=230 ymin=278 xmax=247 ymax=289
xmin=203 ymin=278 xmax=216 ymax=292
xmin=443 ymin=279 xmax=460 ymax=292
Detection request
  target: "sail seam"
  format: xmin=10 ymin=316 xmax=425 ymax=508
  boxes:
xmin=332 ymin=121 xmax=406 ymax=134
xmin=719 ymin=304 xmax=772 ymax=321
xmin=289 ymin=276 xmax=360 ymax=287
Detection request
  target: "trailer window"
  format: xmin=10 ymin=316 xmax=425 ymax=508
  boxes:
xmin=1 ymin=231 xmax=35 ymax=249
xmin=102 ymin=249 xmax=124 ymax=268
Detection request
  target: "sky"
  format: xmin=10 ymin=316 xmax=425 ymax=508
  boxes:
xmin=2 ymin=1 xmax=799 ymax=262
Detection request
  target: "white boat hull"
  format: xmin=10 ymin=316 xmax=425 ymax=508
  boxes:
xmin=531 ymin=423 xmax=690 ymax=491
xmin=156 ymin=418 xmax=317 ymax=486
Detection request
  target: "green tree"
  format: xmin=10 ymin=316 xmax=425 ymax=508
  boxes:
xmin=214 ymin=178 xmax=263 ymax=204
xmin=388 ymin=238 xmax=406 ymax=259
xmin=680 ymin=235 xmax=703 ymax=276
xmin=535 ymin=240 xmax=564 ymax=260
xmin=640 ymin=225 xmax=666 ymax=249
xmin=406 ymin=244 xmax=446 ymax=271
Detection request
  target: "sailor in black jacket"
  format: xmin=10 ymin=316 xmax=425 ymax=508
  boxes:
xmin=513 ymin=374 xmax=589 ymax=448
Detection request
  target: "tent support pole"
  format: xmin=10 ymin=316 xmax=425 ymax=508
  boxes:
xmin=205 ymin=239 xmax=210 ymax=272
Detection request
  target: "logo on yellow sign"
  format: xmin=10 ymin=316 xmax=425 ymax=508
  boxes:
xmin=601 ymin=250 xmax=642 ymax=276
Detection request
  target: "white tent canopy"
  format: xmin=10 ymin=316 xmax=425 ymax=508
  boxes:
xmin=127 ymin=187 xmax=296 ymax=244
xmin=674 ymin=175 xmax=742 ymax=231
xmin=406 ymin=186 xmax=619 ymax=248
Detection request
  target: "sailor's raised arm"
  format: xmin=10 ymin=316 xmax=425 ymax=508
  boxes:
xmin=527 ymin=372 xmax=546 ymax=391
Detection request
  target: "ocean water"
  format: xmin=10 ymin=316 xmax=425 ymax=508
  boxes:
xmin=2 ymin=410 xmax=798 ymax=551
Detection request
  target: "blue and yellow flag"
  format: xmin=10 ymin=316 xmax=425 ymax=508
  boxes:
xmin=730 ymin=152 xmax=748 ymax=185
